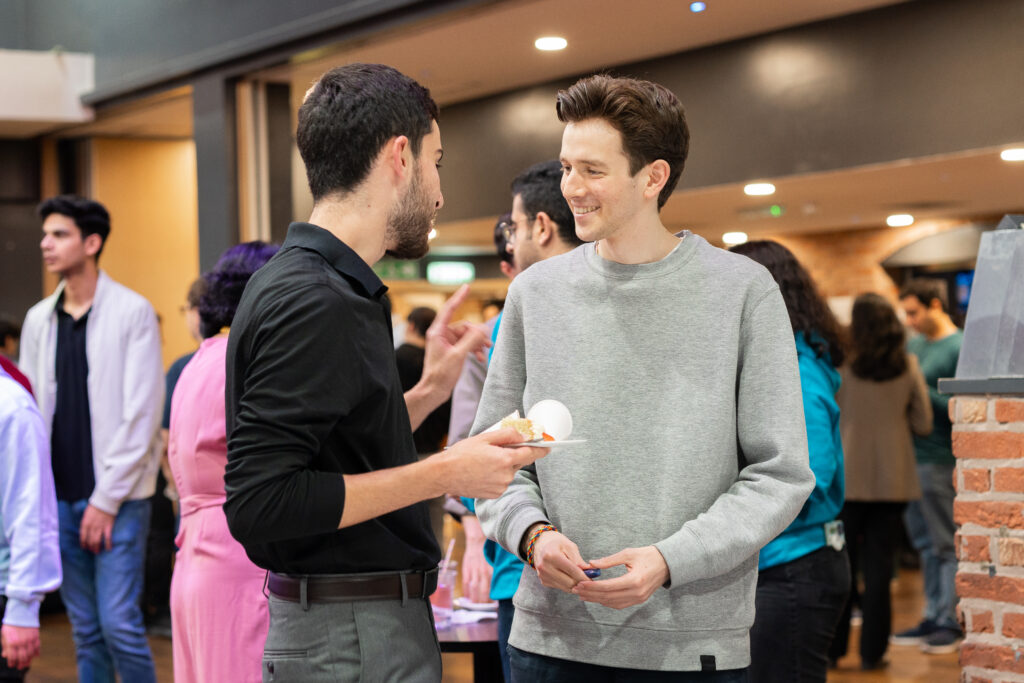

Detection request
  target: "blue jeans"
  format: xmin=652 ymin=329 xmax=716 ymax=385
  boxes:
xmin=904 ymin=463 xmax=958 ymax=629
xmin=749 ymin=545 xmax=850 ymax=681
xmin=498 ymin=598 xmax=514 ymax=682
xmin=58 ymin=499 xmax=156 ymax=683
xmin=509 ymin=645 xmax=747 ymax=682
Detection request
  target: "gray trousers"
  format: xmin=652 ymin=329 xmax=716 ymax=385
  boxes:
xmin=262 ymin=593 xmax=442 ymax=682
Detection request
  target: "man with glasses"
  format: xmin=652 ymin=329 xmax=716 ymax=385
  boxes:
xmin=453 ymin=160 xmax=582 ymax=681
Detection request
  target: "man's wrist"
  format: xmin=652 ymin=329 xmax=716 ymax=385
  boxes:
xmin=522 ymin=523 xmax=557 ymax=567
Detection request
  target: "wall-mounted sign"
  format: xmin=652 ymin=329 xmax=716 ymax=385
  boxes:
xmin=373 ymin=260 xmax=420 ymax=280
xmin=426 ymin=261 xmax=475 ymax=286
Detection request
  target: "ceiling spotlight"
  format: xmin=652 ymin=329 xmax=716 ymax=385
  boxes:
xmin=722 ymin=231 xmax=748 ymax=246
xmin=886 ymin=214 xmax=914 ymax=227
xmin=690 ymin=2 xmax=707 ymax=12
xmin=744 ymin=182 xmax=776 ymax=196
xmin=1001 ymin=148 xmax=1024 ymax=162
xmin=428 ymin=228 xmax=438 ymax=241
xmin=534 ymin=36 xmax=568 ymax=51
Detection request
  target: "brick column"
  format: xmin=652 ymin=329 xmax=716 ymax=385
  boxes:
xmin=952 ymin=395 xmax=1024 ymax=682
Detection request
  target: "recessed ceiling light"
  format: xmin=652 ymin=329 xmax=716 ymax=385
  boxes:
xmin=886 ymin=214 xmax=914 ymax=227
xmin=722 ymin=231 xmax=748 ymax=246
xmin=1001 ymin=148 xmax=1024 ymax=162
xmin=534 ymin=36 xmax=567 ymax=51
xmin=428 ymin=228 xmax=438 ymax=241
xmin=690 ymin=2 xmax=707 ymax=12
xmin=744 ymin=182 xmax=775 ymax=196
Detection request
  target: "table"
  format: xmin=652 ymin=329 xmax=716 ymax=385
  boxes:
xmin=437 ymin=618 xmax=502 ymax=682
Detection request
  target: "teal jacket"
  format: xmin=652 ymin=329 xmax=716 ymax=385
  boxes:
xmin=758 ymin=332 xmax=845 ymax=570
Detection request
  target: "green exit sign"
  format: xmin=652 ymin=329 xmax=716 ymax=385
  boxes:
xmin=373 ymin=260 xmax=420 ymax=280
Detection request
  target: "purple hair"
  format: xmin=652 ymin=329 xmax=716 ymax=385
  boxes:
xmin=198 ymin=241 xmax=279 ymax=338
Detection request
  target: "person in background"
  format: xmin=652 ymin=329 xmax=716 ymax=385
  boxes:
xmin=828 ymin=292 xmax=932 ymax=670
xmin=0 ymin=364 xmax=61 ymax=680
xmin=144 ymin=277 xmax=206 ymax=638
xmin=891 ymin=279 xmax=965 ymax=654
xmin=0 ymin=319 xmax=32 ymax=397
xmin=168 ymin=241 xmax=278 ymax=683
xmin=455 ymin=160 xmax=582 ymax=682
xmin=395 ymin=306 xmax=452 ymax=544
xmin=730 ymin=240 xmax=850 ymax=682
xmin=20 ymin=195 xmax=163 ymax=683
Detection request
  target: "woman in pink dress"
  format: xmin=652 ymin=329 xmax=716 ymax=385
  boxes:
xmin=168 ymin=242 xmax=278 ymax=683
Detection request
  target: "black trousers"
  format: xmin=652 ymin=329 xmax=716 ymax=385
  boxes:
xmin=0 ymin=596 xmax=26 ymax=682
xmin=828 ymin=501 xmax=906 ymax=665
xmin=142 ymin=469 xmax=176 ymax=620
xmin=748 ymin=545 xmax=850 ymax=683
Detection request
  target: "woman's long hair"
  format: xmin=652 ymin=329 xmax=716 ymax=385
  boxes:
xmin=730 ymin=240 xmax=845 ymax=367
xmin=198 ymin=241 xmax=279 ymax=338
xmin=848 ymin=292 xmax=908 ymax=381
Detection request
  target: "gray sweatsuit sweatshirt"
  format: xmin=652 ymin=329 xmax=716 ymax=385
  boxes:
xmin=474 ymin=234 xmax=814 ymax=672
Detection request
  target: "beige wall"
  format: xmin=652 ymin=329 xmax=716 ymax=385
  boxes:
xmin=89 ymin=138 xmax=200 ymax=368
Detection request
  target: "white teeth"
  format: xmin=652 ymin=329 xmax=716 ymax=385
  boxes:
xmin=573 ymin=206 xmax=598 ymax=215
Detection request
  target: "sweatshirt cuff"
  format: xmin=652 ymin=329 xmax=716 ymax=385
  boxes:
xmin=502 ymin=509 xmax=549 ymax=563
xmin=88 ymin=491 xmax=122 ymax=517
xmin=1 ymin=596 xmax=41 ymax=628
xmin=655 ymin=526 xmax=712 ymax=588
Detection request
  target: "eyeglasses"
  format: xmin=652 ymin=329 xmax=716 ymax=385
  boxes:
xmin=499 ymin=220 xmax=518 ymax=245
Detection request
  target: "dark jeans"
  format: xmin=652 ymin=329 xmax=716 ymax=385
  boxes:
xmin=829 ymin=502 xmax=906 ymax=665
xmin=0 ymin=596 xmax=26 ymax=682
xmin=509 ymin=645 xmax=747 ymax=682
xmin=748 ymin=545 xmax=850 ymax=683
xmin=143 ymin=470 xmax=176 ymax=622
xmin=498 ymin=598 xmax=514 ymax=682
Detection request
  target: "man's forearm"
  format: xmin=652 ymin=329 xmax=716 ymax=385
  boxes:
xmin=338 ymin=456 xmax=447 ymax=529
xmin=404 ymin=380 xmax=448 ymax=432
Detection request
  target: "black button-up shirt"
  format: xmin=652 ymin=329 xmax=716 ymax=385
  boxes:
xmin=224 ymin=223 xmax=440 ymax=575
xmin=51 ymin=302 xmax=95 ymax=502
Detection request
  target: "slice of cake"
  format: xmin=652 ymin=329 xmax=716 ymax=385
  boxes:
xmin=499 ymin=416 xmax=547 ymax=442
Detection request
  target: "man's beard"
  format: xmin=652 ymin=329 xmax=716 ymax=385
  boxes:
xmin=385 ymin=169 xmax=435 ymax=260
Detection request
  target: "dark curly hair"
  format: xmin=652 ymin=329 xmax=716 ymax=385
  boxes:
xmin=849 ymin=293 xmax=908 ymax=381
xmin=729 ymin=240 xmax=845 ymax=367
xmin=199 ymin=241 xmax=279 ymax=338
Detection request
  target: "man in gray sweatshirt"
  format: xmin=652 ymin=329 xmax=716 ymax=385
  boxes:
xmin=474 ymin=74 xmax=815 ymax=680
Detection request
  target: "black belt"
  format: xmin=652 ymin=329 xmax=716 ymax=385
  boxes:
xmin=267 ymin=568 xmax=438 ymax=606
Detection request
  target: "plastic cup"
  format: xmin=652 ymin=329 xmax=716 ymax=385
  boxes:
xmin=430 ymin=562 xmax=458 ymax=629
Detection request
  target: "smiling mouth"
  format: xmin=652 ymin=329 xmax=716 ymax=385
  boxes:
xmin=573 ymin=206 xmax=598 ymax=216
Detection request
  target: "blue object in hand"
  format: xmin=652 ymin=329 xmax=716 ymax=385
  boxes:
xmin=583 ymin=568 xmax=601 ymax=579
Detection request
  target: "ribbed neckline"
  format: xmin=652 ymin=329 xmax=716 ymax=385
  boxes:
xmin=583 ymin=231 xmax=700 ymax=280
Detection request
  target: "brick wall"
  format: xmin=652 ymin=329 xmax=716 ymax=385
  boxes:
xmin=951 ymin=395 xmax=1024 ymax=682
xmin=765 ymin=218 xmax=966 ymax=300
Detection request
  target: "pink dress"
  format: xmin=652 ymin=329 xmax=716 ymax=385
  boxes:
xmin=169 ymin=336 xmax=268 ymax=683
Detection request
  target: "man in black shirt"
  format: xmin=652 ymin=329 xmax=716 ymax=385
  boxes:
xmin=224 ymin=63 xmax=545 ymax=681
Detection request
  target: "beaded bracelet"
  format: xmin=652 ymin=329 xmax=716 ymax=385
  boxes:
xmin=525 ymin=524 xmax=557 ymax=568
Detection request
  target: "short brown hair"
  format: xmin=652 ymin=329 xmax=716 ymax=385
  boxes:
xmin=556 ymin=74 xmax=689 ymax=209
xmin=899 ymin=278 xmax=948 ymax=313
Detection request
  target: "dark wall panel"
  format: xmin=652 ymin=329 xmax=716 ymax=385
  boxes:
xmin=0 ymin=204 xmax=43 ymax=329
xmin=437 ymin=0 xmax=1024 ymax=221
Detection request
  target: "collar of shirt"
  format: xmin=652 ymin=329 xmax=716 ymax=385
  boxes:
xmin=283 ymin=222 xmax=388 ymax=300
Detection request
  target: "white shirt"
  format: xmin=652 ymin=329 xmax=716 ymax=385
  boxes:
xmin=0 ymin=368 xmax=61 ymax=627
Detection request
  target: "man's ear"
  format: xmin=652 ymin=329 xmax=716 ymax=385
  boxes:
xmin=385 ymin=135 xmax=413 ymax=179
xmin=642 ymin=159 xmax=671 ymax=202
xmin=83 ymin=233 xmax=103 ymax=259
xmin=500 ymin=261 xmax=517 ymax=279
xmin=533 ymin=212 xmax=555 ymax=248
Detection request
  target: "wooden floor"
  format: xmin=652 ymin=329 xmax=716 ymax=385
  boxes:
xmin=25 ymin=566 xmax=959 ymax=682
xmin=27 ymin=514 xmax=959 ymax=683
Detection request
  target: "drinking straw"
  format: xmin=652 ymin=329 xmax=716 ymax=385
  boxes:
xmin=441 ymin=538 xmax=455 ymax=570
